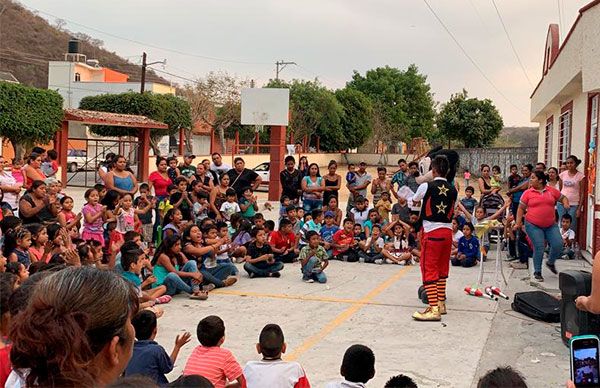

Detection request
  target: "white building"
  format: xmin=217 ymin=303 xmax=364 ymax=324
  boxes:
xmin=530 ymin=0 xmax=600 ymax=258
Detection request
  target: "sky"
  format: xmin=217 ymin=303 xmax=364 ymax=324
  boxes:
xmin=19 ymin=0 xmax=592 ymax=126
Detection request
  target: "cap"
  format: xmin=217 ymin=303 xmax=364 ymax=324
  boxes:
xmin=184 ymin=153 xmax=196 ymax=159
xmin=359 ymin=160 xmax=367 ymax=166
xmin=324 ymin=211 xmax=335 ymax=218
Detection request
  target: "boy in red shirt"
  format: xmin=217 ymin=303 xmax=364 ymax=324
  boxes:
xmin=269 ymin=218 xmax=299 ymax=263
xmin=332 ymin=218 xmax=359 ymax=262
xmin=183 ymin=315 xmax=245 ymax=388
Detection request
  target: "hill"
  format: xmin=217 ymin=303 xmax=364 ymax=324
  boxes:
xmin=493 ymin=126 xmax=538 ymax=148
xmin=0 ymin=0 xmax=168 ymax=88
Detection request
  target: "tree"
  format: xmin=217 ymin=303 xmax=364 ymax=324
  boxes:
xmin=334 ymin=87 xmax=373 ymax=149
xmin=437 ymin=90 xmax=504 ymax=148
xmin=347 ymin=65 xmax=436 ymax=144
xmin=180 ymin=71 xmax=250 ymax=152
xmin=0 ymin=82 xmax=63 ymax=159
xmin=79 ymin=92 xmax=191 ymax=155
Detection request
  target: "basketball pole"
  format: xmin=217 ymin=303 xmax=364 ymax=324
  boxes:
xmin=268 ymin=125 xmax=286 ymax=201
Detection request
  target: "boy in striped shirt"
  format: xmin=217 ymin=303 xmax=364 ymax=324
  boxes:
xmin=183 ymin=315 xmax=245 ymax=388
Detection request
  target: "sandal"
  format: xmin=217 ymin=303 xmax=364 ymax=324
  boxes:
xmin=189 ymin=291 xmax=209 ymax=300
xmin=202 ymin=284 xmax=216 ymax=292
xmin=223 ymin=276 xmax=238 ymax=287
xmin=146 ymin=306 xmax=164 ymax=318
xmin=155 ymin=295 xmax=172 ymax=304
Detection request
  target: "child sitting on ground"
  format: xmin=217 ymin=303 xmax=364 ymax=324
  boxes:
xmin=382 ymin=220 xmax=415 ymax=265
xmin=391 ymin=195 xmax=411 ymax=224
xmin=325 ymin=344 xmax=375 ymax=388
xmin=244 ymin=227 xmax=284 ymax=278
xmin=349 ymin=196 xmax=369 ymax=228
xmin=279 ymin=196 xmax=291 ymax=220
xmin=269 ymin=218 xmax=298 ymax=263
xmin=264 ymin=220 xmax=275 ymax=240
xmin=458 ymin=200 xmax=510 ymax=261
xmin=375 ymin=191 xmax=392 ymax=224
xmin=452 ymin=222 xmax=480 ymax=267
xmin=299 ymin=231 xmax=328 ymax=283
xmin=358 ymin=224 xmax=385 ymax=264
xmin=332 ymin=218 xmax=359 ymax=262
xmin=451 ymin=218 xmax=464 ymax=260
xmin=320 ymin=211 xmax=340 ymax=256
xmin=560 ymin=213 xmax=576 ymax=259
xmin=239 ymin=187 xmax=259 ymax=220
xmin=299 ymin=209 xmax=323 ymax=247
xmin=192 ymin=191 xmax=210 ymax=225
xmin=183 ymin=315 xmax=246 ymax=388
xmin=363 ymin=209 xmax=381 ymax=237
xmin=244 ymin=324 xmax=310 ymax=388
xmin=125 ymin=310 xmax=191 ymax=385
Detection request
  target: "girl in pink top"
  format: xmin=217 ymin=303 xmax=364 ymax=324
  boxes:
xmin=558 ymin=155 xmax=585 ymax=231
xmin=81 ymin=188 xmax=106 ymax=246
xmin=58 ymin=196 xmax=82 ymax=239
xmin=27 ymin=224 xmax=49 ymax=264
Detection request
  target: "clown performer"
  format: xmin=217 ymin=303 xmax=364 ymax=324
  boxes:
xmin=411 ymin=155 xmax=458 ymax=321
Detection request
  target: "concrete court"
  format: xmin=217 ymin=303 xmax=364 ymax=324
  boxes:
xmin=62 ymin=186 xmax=581 ymax=387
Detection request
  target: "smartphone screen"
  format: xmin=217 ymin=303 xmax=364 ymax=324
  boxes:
xmin=572 ymin=337 xmax=600 ymax=387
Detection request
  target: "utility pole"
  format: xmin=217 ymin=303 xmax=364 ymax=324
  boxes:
xmin=275 ymin=60 xmax=296 ymax=80
xmin=140 ymin=52 xmax=147 ymax=93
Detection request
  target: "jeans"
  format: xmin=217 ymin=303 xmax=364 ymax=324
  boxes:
xmin=358 ymin=250 xmax=384 ymax=263
xmin=525 ymin=221 xmax=563 ymax=274
xmin=301 ymin=256 xmax=327 ymax=283
xmin=201 ymin=264 xmax=237 ymax=288
xmin=557 ymin=203 xmax=578 ymax=231
xmin=275 ymin=251 xmax=298 ymax=263
xmin=451 ymin=256 xmax=477 ymax=267
xmin=244 ymin=261 xmax=284 ymax=277
xmin=302 ymin=198 xmax=322 ymax=213
xmin=163 ymin=260 xmax=200 ymax=295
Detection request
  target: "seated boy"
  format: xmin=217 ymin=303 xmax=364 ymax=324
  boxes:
xmin=244 ymin=324 xmax=310 ymax=388
xmin=320 ymin=211 xmax=340 ymax=255
xmin=451 ymin=222 xmax=480 ymax=268
xmin=325 ymin=344 xmax=375 ymax=388
xmin=299 ymin=209 xmax=324 ymax=247
xmin=244 ymin=227 xmax=284 ymax=278
xmin=125 ymin=310 xmax=191 ymax=385
xmin=183 ymin=315 xmax=245 ymax=388
xmin=220 ymin=189 xmax=241 ymax=222
xmin=269 ymin=218 xmax=299 ymax=263
xmin=299 ymin=231 xmax=328 ymax=283
xmin=560 ymin=213 xmax=575 ymax=260
xmin=358 ymin=224 xmax=385 ymax=264
xmin=375 ymin=191 xmax=392 ymax=223
xmin=331 ymin=218 xmax=359 ymax=262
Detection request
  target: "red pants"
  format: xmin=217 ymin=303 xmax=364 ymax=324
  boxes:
xmin=420 ymin=228 xmax=452 ymax=284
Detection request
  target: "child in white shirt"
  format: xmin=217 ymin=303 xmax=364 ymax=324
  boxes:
xmin=219 ymin=188 xmax=241 ymax=221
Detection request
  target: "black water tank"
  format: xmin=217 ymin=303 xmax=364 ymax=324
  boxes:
xmin=68 ymin=39 xmax=80 ymax=54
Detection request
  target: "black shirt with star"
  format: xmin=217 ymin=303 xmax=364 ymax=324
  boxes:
xmin=420 ymin=180 xmax=457 ymax=223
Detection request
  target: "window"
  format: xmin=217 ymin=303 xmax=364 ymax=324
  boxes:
xmin=559 ymin=104 xmax=572 ymax=164
xmin=544 ymin=117 xmax=553 ymax=166
xmin=74 ymin=72 xmax=81 ymax=82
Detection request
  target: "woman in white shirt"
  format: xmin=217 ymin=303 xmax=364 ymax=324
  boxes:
xmin=0 ymin=156 xmax=22 ymax=210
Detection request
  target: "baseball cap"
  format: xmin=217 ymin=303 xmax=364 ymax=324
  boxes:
xmin=324 ymin=211 xmax=335 ymax=218
xmin=184 ymin=153 xmax=196 ymax=159
xmin=359 ymin=160 xmax=367 ymax=166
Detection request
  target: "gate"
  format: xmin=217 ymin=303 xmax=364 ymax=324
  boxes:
xmin=66 ymin=137 xmax=140 ymax=187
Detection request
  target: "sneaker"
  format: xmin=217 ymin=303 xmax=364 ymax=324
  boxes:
xmin=533 ymin=272 xmax=544 ymax=282
xmin=374 ymin=259 xmax=384 ymax=265
xmin=510 ymin=262 xmax=528 ymax=269
xmin=359 ymin=257 xmax=365 ymax=263
xmin=412 ymin=306 xmax=441 ymax=321
xmin=504 ymin=255 xmax=518 ymax=262
xmin=248 ymin=272 xmax=256 ymax=279
xmin=304 ymin=278 xmax=314 ymax=283
xmin=269 ymin=272 xmax=281 ymax=278
xmin=546 ymin=262 xmax=558 ymax=275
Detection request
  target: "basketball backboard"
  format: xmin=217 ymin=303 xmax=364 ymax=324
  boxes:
xmin=241 ymin=88 xmax=289 ymax=126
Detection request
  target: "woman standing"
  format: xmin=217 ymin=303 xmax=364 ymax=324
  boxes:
xmin=209 ymin=173 xmax=230 ymax=220
xmin=0 ymin=156 xmax=21 ymax=211
xmin=477 ymin=164 xmax=497 ymax=196
xmin=298 ymin=156 xmax=309 ymax=177
xmin=515 ymin=170 xmax=570 ymax=282
xmin=194 ymin=163 xmax=214 ymax=196
xmin=8 ymin=266 xmax=137 ymax=387
xmin=323 ymin=160 xmax=341 ymax=207
xmin=98 ymin=152 xmax=116 ymax=184
xmin=547 ymin=167 xmax=560 ymax=189
xmin=105 ymin=155 xmax=138 ymax=196
xmin=558 ymin=155 xmax=585 ymax=231
xmin=23 ymin=153 xmax=46 ymax=190
xmin=148 ymin=157 xmax=172 ymax=237
xmin=371 ymin=166 xmax=391 ymax=204
xmin=301 ymin=163 xmax=325 ymax=213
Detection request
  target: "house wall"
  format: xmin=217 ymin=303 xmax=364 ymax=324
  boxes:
xmin=581 ymin=6 xmax=600 ymax=94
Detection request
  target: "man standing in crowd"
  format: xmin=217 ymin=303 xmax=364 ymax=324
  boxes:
xmin=227 ymin=157 xmax=262 ymax=197
xmin=179 ymin=153 xmax=197 ymax=184
xmin=280 ymin=155 xmax=302 ymax=204
xmin=391 ymin=158 xmax=408 ymax=200
xmin=210 ymin=153 xmax=232 ymax=176
xmin=346 ymin=161 xmax=372 ymax=215
xmin=411 ymin=155 xmax=457 ymax=321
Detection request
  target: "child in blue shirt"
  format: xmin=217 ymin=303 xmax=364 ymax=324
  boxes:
xmin=320 ymin=211 xmax=340 ymax=256
xmin=452 ymin=222 xmax=480 ymax=268
xmin=125 ymin=310 xmax=191 ymax=386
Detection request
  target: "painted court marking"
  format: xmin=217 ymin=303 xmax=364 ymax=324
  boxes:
xmin=283 ymin=266 xmax=413 ymax=361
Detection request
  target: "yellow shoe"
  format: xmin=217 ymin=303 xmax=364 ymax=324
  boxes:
xmin=438 ymin=300 xmax=447 ymax=315
xmin=412 ymin=306 xmax=441 ymax=321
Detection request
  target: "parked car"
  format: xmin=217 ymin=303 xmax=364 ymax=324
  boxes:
xmin=253 ymin=162 xmax=270 ymax=191
xmin=67 ymin=149 xmax=96 ymax=172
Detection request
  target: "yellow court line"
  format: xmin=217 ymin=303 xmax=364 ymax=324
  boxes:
xmin=284 ymin=266 xmax=413 ymax=362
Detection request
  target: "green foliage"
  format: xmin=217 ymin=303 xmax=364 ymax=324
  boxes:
xmin=334 ymin=88 xmax=373 ymax=149
xmin=437 ymin=90 xmax=504 ymax=148
xmin=0 ymin=82 xmax=63 ymax=156
xmin=79 ymin=92 xmax=191 ymax=154
xmin=347 ymin=65 xmax=435 ymax=143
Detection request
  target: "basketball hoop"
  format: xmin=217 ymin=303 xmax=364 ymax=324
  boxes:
xmin=253 ymin=112 xmax=269 ymax=133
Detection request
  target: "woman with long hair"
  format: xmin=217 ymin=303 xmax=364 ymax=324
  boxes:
xmin=18 ymin=180 xmax=57 ymax=225
xmin=8 ymin=266 xmax=138 ymax=387
xmin=209 ymin=173 xmax=230 ymax=220
xmin=558 ymin=155 xmax=585 ymax=231
xmin=323 ymin=160 xmax=341 ymax=207
xmin=301 ymin=163 xmax=325 ymax=213
xmin=23 ymin=153 xmax=46 ymax=190
xmin=105 ymin=155 xmax=138 ymax=196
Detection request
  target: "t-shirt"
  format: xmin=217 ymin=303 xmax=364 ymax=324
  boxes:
xmin=149 ymin=171 xmax=172 ymax=198
xmin=134 ymin=196 xmax=154 ymax=224
xmin=332 ymin=229 xmax=354 ymax=256
xmin=220 ymin=201 xmax=241 ymax=221
xmin=0 ymin=172 xmax=18 ymax=209
xmin=227 ymin=168 xmax=259 ymax=197
xmin=211 ymin=162 xmax=232 ymax=176
xmin=461 ymin=197 xmax=478 ymax=214
xmin=559 ymin=170 xmax=585 ymax=205
xmin=82 ymin=203 xmax=104 ymax=234
xmin=183 ymin=346 xmax=243 ymax=388
xmin=561 ymin=227 xmax=575 ymax=244
xmin=300 ymin=220 xmax=322 ymax=245
xmin=179 ymin=164 xmax=197 ymax=179
xmin=244 ymin=360 xmax=310 ymax=388
xmin=391 ymin=170 xmax=407 ymax=188
xmin=247 ymin=242 xmax=273 ymax=269
xmin=170 ymin=191 xmax=193 ymax=221
xmin=320 ymin=224 xmax=340 ymax=243
xmin=125 ymin=340 xmax=173 ymax=386
xmin=239 ymin=197 xmax=257 ymax=218
xmin=520 ymin=186 xmax=562 ymax=228
xmin=453 ymin=230 xmax=464 ymax=244
xmin=350 ymin=208 xmax=369 ymax=227
xmin=269 ymin=230 xmax=295 ymax=251
xmin=353 ymin=171 xmax=372 ymax=198
xmin=391 ymin=203 xmax=411 ymax=223
xmin=299 ymin=245 xmax=328 ymax=266
xmin=458 ymin=235 xmax=480 ymax=259
xmin=363 ymin=236 xmax=384 ymax=254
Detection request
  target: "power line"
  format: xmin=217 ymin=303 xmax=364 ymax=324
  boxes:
xmin=27 ymin=6 xmax=272 ymax=66
xmin=490 ymin=0 xmax=532 ymax=87
xmin=420 ymin=0 xmax=526 ymax=114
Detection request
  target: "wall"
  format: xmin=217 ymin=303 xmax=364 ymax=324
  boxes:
xmin=454 ymin=147 xmax=538 ymax=176
xmin=345 ymin=153 xmax=412 ymax=167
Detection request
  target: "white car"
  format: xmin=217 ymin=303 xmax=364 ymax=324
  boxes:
xmin=253 ymin=162 xmax=270 ymax=191
xmin=67 ymin=149 xmax=96 ymax=172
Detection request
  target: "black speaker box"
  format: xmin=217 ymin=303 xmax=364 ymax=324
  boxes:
xmin=559 ymin=270 xmax=600 ymax=345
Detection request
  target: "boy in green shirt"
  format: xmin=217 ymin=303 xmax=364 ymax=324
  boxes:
xmin=299 ymin=231 xmax=328 ymax=283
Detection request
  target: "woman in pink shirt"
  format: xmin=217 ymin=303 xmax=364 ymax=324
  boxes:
xmin=515 ymin=170 xmax=569 ymax=282
xmin=558 ymin=155 xmax=585 ymax=231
